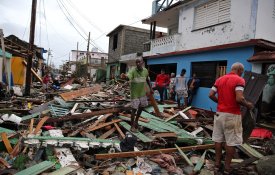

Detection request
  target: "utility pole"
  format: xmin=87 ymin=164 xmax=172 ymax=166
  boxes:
xmin=76 ymin=42 xmax=79 ymax=73
xmin=25 ymin=0 xmax=37 ymax=96
xmin=0 ymin=29 xmax=9 ymax=91
xmin=85 ymin=32 xmax=90 ymax=86
xmin=46 ymin=48 xmax=52 ymax=67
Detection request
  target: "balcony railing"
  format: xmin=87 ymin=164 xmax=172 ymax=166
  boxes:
xmin=143 ymin=33 xmax=181 ymax=57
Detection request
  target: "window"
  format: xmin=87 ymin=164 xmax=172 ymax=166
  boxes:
xmin=194 ymin=0 xmax=231 ymax=30
xmin=113 ymin=33 xmax=118 ymax=50
xmin=191 ymin=61 xmax=227 ymax=88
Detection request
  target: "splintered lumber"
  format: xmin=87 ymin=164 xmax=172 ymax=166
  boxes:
xmin=194 ymin=150 xmax=207 ymax=172
xmin=165 ymin=106 xmax=192 ymax=122
xmin=46 ymin=107 xmax=130 ymax=123
xmin=95 ymin=144 xmax=215 ymax=160
xmin=175 ymin=144 xmax=193 ymax=166
xmin=114 ymin=123 xmax=125 ymax=139
xmin=33 ymin=116 xmax=49 ymax=134
xmin=59 ymin=84 xmax=102 ymax=101
xmin=147 ymin=93 xmax=161 ymax=116
xmin=99 ymin=127 xmax=116 ymax=139
xmin=22 ymin=60 xmax=43 ymax=83
xmin=1 ymin=132 xmax=13 ymax=154
xmin=86 ymin=119 xmax=122 ymax=132
xmin=119 ymin=121 xmax=153 ymax=143
xmin=237 ymin=143 xmax=264 ymax=158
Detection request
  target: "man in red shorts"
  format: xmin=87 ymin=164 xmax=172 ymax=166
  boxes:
xmin=209 ymin=62 xmax=254 ymax=174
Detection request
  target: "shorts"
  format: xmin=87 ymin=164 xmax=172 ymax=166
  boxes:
xmin=212 ymin=112 xmax=243 ymax=146
xmin=176 ymin=89 xmax=188 ymax=98
xmin=131 ymin=96 xmax=148 ymax=110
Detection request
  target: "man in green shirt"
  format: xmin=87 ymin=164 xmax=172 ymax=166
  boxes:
xmin=121 ymin=58 xmax=152 ymax=132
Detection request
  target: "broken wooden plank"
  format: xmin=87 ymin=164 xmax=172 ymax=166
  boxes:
xmin=95 ymin=144 xmax=215 ymax=160
xmin=46 ymin=107 xmax=130 ymax=123
xmin=15 ymin=161 xmax=54 ymax=175
xmin=48 ymin=165 xmax=80 ymax=175
xmin=0 ymin=157 xmax=11 ymax=168
xmin=119 ymin=121 xmax=153 ymax=143
xmin=1 ymin=132 xmax=13 ymax=154
xmin=238 ymin=143 xmax=264 ymax=158
xmin=147 ymin=93 xmax=161 ymax=117
xmin=231 ymin=156 xmax=259 ymax=169
xmin=114 ymin=123 xmax=125 ymax=139
xmin=99 ymin=127 xmax=116 ymax=139
xmin=22 ymin=60 xmax=43 ymax=83
xmin=33 ymin=116 xmax=49 ymax=134
xmin=165 ymin=106 xmax=192 ymax=122
xmin=154 ymin=132 xmax=177 ymax=138
xmin=86 ymin=119 xmax=122 ymax=132
xmin=194 ymin=150 xmax=207 ymax=172
xmin=175 ymin=144 xmax=193 ymax=166
xmin=59 ymin=84 xmax=102 ymax=101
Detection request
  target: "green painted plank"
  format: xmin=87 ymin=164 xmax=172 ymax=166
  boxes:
xmin=240 ymin=143 xmax=264 ymax=158
xmin=141 ymin=111 xmax=164 ymax=121
xmin=48 ymin=165 xmax=79 ymax=175
xmin=0 ymin=127 xmax=16 ymax=134
xmin=15 ymin=161 xmax=54 ymax=175
xmin=194 ymin=150 xmax=207 ymax=172
xmin=175 ymin=144 xmax=193 ymax=166
xmin=118 ymin=116 xmax=167 ymax=132
xmin=26 ymin=136 xmax=120 ymax=144
xmin=119 ymin=121 xmax=153 ymax=143
xmin=21 ymin=109 xmax=50 ymax=121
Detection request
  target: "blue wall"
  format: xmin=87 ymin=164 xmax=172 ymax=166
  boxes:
xmin=147 ymin=46 xmax=254 ymax=111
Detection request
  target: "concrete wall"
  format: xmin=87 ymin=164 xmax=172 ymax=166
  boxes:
xmin=177 ymin=0 xmax=260 ymax=50
xmin=124 ymin=29 xmax=150 ymax=55
xmin=146 ymin=46 xmax=254 ymax=111
xmin=108 ymin=31 xmax=123 ymax=63
xmin=255 ymin=0 xmax=275 ymax=42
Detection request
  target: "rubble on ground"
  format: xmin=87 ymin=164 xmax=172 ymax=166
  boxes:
xmin=0 ymin=78 xmax=274 ymax=175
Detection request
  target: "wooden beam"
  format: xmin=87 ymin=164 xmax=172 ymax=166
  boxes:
xmin=114 ymin=123 xmax=125 ymax=139
xmin=33 ymin=116 xmax=49 ymax=134
xmin=59 ymin=85 xmax=102 ymax=101
xmin=1 ymin=132 xmax=13 ymax=154
xmin=175 ymin=144 xmax=193 ymax=166
xmin=95 ymin=144 xmax=215 ymax=160
xmin=22 ymin=60 xmax=42 ymax=83
xmin=98 ymin=127 xmax=116 ymax=139
xmin=87 ymin=119 xmax=122 ymax=132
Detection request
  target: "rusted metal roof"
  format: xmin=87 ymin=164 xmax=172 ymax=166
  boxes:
xmin=248 ymin=51 xmax=275 ymax=62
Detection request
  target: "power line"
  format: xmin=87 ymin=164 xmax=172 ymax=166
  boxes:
xmin=42 ymin=0 xmax=50 ymax=48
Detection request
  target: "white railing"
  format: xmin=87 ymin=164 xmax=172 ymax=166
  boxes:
xmin=144 ymin=33 xmax=181 ymax=56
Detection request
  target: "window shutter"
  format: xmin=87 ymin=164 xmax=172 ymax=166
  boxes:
xmin=194 ymin=0 xmax=231 ymax=30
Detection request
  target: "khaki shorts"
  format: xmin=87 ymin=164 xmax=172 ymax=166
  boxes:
xmin=212 ymin=112 xmax=243 ymax=146
xmin=131 ymin=96 xmax=148 ymax=110
xmin=176 ymin=89 xmax=188 ymax=98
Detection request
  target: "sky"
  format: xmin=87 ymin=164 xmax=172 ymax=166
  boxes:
xmin=0 ymin=0 xmax=154 ymax=67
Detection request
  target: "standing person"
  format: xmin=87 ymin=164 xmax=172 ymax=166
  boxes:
xmin=209 ymin=62 xmax=254 ymax=174
xmin=154 ymin=69 xmax=170 ymax=103
xmin=169 ymin=72 xmax=176 ymax=101
xmin=121 ymin=58 xmax=152 ymax=132
xmin=175 ymin=69 xmax=188 ymax=108
xmin=42 ymin=72 xmax=52 ymax=92
xmin=187 ymin=73 xmax=200 ymax=106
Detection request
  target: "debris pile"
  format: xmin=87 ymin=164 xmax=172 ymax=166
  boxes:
xmin=0 ymin=81 xmax=274 ymax=175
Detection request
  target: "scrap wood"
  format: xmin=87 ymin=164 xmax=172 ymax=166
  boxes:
xmin=165 ymin=106 xmax=192 ymax=122
xmin=22 ymin=60 xmax=43 ymax=83
xmin=10 ymin=137 xmax=23 ymax=158
xmin=86 ymin=119 xmax=122 ymax=132
xmin=45 ymin=107 xmax=130 ymax=123
xmin=14 ymin=160 xmax=54 ymax=175
xmin=237 ymin=143 xmax=264 ymax=158
xmin=231 ymin=156 xmax=259 ymax=169
xmin=59 ymin=84 xmax=102 ymax=101
xmin=98 ymin=127 xmax=116 ymax=139
xmin=119 ymin=113 xmax=149 ymax=122
xmin=95 ymin=144 xmax=215 ymax=159
xmin=48 ymin=165 xmax=81 ymax=175
xmin=193 ymin=150 xmax=207 ymax=172
xmin=1 ymin=132 xmax=13 ymax=154
xmin=33 ymin=116 xmax=49 ymax=134
xmin=29 ymin=118 xmax=34 ymax=134
xmin=114 ymin=123 xmax=125 ymax=139
xmin=176 ymin=118 xmax=213 ymax=123
xmin=154 ymin=132 xmax=177 ymax=138
xmin=119 ymin=121 xmax=153 ymax=143
xmin=147 ymin=93 xmax=161 ymax=117
xmin=175 ymin=144 xmax=193 ymax=166
xmin=0 ymin=157 xmax=11 ymax=168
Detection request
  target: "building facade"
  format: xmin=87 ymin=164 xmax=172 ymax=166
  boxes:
xmin=142 ymin=0 xmax=275 ymax=110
